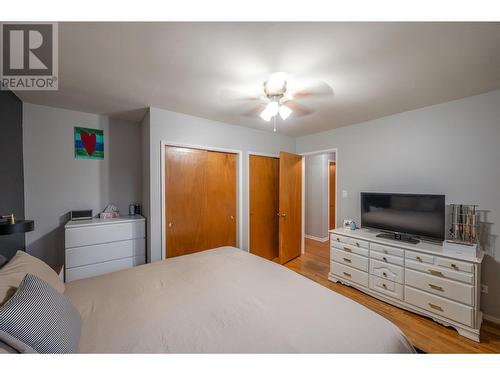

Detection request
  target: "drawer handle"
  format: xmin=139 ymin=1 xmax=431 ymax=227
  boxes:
xmin=428 ymin=303 xmax=443 ymax=312
xmin=382 ymin=257 xmax=388 ymax=262
xmin=382 ymin=283 xmax=387 ymax=289
xmin=343 ymin=246 xmax=352 ymax=252
xmin=429 ymin=284 xmax=444 ymax=292
xmin=343 ymin=257 xmax=352 ymax=263
xmin=355 ymin=242 xmax=360 ymax=247
xmin=416 ymin=256 xmax=422 ymax=262
xmin=429 ymin=269 xmax=444 ymax=277
xmin=382 ymin=272 xmax=388 ymax=277
xmin=343 ymin=272 xmax=351 ymax=278
xmin=336 ymin=238 xmax=341 ymax=242
xmin=451 ymin=264 xmax=458 ymax=270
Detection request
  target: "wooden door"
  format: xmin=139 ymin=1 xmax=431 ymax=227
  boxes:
xmin=249 ymin=155 xmax=279 ymax=260
xmin=165 ymin=147 xmax=237 ymax=258
xmin=205 ymin=151 xmax=237 ymax=248
xmin=329 ymin=161 xmax=336 ymax=230
xmin=278 ymin=151 xmax=302 ymax=264
xmin=165 ymin=147 xmax=208 ymax=257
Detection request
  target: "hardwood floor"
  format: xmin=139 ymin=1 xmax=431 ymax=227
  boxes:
xmin=284 ymin=238 xmax=500 ymax=353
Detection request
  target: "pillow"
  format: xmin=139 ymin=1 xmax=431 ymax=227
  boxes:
xmin=0 ymin=330 xmax=37 ymax=353
xmin=0 ymin=274 xmax=81 ymax=354
xmin=0 ymin=251 xmax=64 ymax=306
xmin=0 ymin=248 xmax=17 ymax=268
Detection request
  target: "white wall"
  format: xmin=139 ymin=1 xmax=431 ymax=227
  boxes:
xmin=144 ymin=107 xmax=296 ymax=262
xmin=23 ymin=103 xmax=142 ymax=265
xmin=296 ymin=90 xmax=500 ymax=319
xmin=305 ymin=152 xmax=335 ymax=239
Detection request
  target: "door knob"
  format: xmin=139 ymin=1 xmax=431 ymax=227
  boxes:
xmin=230 ymin=215 xmax=234 ymax=220
xmin=281 ymin=213 xmax=286 ymax=217
xmin=168 ymin=222 xmax=173 ymax=228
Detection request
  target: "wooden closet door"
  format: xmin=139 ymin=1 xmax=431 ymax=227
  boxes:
xmin=249 ymin=155 xmax=279 ymax=260
xmin=205 ymin=151 xmax=237 ymax=248
xmin=165 ymin=146 xmax=208 ymax=257
xmin=278 ymin=151 xmax=302 ymax=264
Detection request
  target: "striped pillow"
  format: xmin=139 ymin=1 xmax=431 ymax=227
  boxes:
xmin=0 ymin=274 xmax=81 ymax=353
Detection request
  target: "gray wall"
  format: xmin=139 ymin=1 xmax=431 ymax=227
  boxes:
xmin=144 ymin=107 xmax=296 ymax=262
xmin=305 ymin=152 xmax=335 ymax=239
xmin=296 ymin=90 xmax=500 ymax=319
xmin=0 ymin=91 xmax=25 ymax=259
xmin=23 ymin=104 xmax=142 ymax=265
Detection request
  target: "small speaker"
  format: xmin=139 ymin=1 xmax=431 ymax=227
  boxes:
xmin=70 ymin=210 xmax=93 ymax=221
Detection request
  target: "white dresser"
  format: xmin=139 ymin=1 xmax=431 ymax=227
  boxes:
xmin=64 ymin=215 xmax=146 ymax=282
xmin=329 ymin=228 xmax=484 ymax=341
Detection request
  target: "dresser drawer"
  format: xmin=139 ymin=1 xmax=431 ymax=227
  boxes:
xmin=370 ymin=259 xmax=404 ymax=284
xmin=370 ymin=250 xmax=404 ymax=266
xmin=436 ymin=258 xmax=474 ymax=274
xmin=331 ymin=248 xmax=368 ymax=272
xmin=405 ymin=269 xmax=474 ymax=306
xmin=330 ymin=261 xmax=369 ymax=287
xmin=370 ymin=275 xmax=403 ymax=301
xmin=406 ymin=251 xmax=434 ymax=264
xmin=66 ymin=238 xmax=145 ymax=268
xmin=66 ymin=221 xmax=145 ymax=248
xmin=405 ymin=286 xmax=473 ymax=327
xmin=331 ymin=241 xmax=369 ymax=257
xmin=370 ymin=243 xmax=404 ymax=257
xmin=330 ymin=233 xmax=369 ymax=249
xmin=65 ymin=255 xmax=145 ymax=282
xmin=405 ymin=259 xmax=474 ymax=284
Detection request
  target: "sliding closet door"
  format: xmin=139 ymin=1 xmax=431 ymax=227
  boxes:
xmin=205 ymin=151 xmax=237 ymax=248
xmin=165 ymin=147 xmax=208 ymax=257
xmin=249 ymin=155 xmax=279 ymax=260
xmin=278 ymin=151 xmax=302 ymax=264
xmin=165 ymin=146 xmax=237 ymax=258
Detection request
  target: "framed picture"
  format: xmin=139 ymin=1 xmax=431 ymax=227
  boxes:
xmin=74 ymin=127 xmax=104 ymax=160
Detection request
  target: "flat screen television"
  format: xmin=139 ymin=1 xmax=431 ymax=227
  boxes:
xmin=360 ymin=192 xmax=445 ymax=243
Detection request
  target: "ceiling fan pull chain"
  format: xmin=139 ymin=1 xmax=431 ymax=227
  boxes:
xmin=273 ymin=115 xmax=277 ymax=132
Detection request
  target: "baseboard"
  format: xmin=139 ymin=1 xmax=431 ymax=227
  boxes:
xmin=305 ymin=234 xmax=329 ymax=243
xmin=483 ymin=313 xmax=500 ymax=325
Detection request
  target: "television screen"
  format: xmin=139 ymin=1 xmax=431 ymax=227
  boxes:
xmin=361 ymin=192 xmax=445 ymax=241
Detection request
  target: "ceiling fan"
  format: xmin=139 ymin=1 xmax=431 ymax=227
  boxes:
xmin=224 ymin=73 xmax=334 ymax=132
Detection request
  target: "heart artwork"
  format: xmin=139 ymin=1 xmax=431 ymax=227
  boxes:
xmin=80 ymin=131 xmax=97 ymax=156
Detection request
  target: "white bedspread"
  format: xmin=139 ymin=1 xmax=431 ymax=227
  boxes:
xmin=65 ymin=247 xmax=415 ymax=353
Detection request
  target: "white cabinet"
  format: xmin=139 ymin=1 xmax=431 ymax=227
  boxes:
xmin=328 ymin=228 xmax=483 ymax=342
xmin=64 ymin=216 xmax=146 ymax=282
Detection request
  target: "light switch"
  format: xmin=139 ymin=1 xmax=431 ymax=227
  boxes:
xmin=342 ymin=190 xmax=348 ymax=198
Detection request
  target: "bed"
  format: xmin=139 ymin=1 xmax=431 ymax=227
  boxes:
xmin=63 ymin=246 xmax=414 ymax=353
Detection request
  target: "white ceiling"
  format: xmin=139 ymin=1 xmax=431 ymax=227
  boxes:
xmin=15 ymin=22 xmax=500 ymax=137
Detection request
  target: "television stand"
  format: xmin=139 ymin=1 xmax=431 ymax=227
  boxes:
xmin=376 ymin=232 xmax=420 ymax=244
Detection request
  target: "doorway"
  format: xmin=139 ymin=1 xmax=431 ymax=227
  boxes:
xmin=248 ymin=151 xmax=302 ymax=264
xmin=329 ymin=161 xmax=336 ymax=230
xmin=302 ymin=149 xmax=337 ymax=247
xmin=164 ymin=145 xmax=238 ymax=258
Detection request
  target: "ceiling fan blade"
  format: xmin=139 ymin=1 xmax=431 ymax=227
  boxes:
xmin=242 ymin=103 xmax=267 ymax=117
xmin=220 ymin=89 xmax=263 ymax=102
xmin=292 ymin=80 xmax=334 ymax=99
xmin=283 ymin=101 xmax=314 ymax=117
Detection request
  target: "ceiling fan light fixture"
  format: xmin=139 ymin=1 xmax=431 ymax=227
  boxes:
xmin=279 ymin=105 xmax=292 ymax=120
xmin=260 ymin=109 xmax=273 ymax=122
xmin=266 ymin=101 xmax=279 ymax=116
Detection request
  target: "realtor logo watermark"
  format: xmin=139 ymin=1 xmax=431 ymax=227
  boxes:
xmin=1 ymin=22 xmax=58 ymax=90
